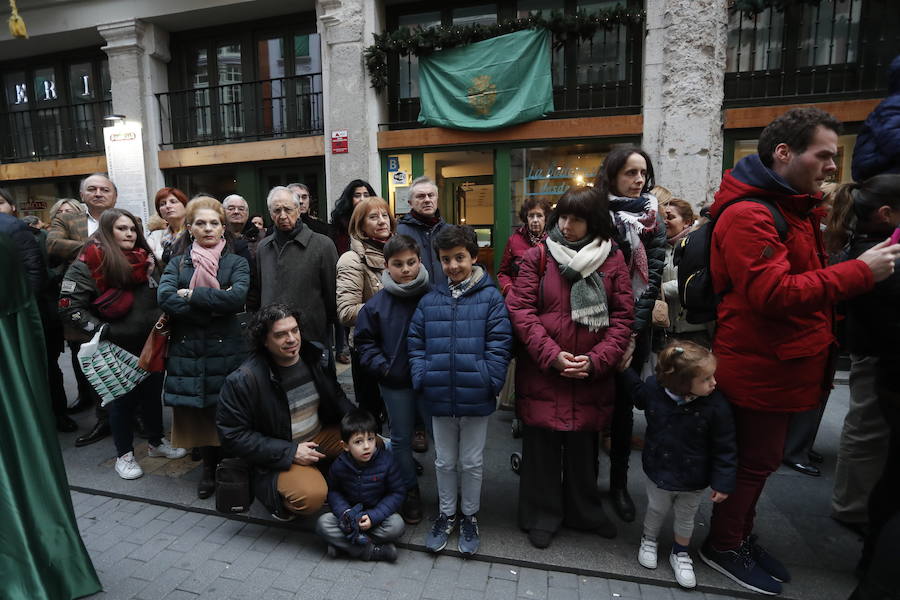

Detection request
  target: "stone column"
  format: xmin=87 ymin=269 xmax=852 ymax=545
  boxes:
xmin=99 ymin=19 xmax=170 ymax=208
xmin=642 ymin=0 xmax=729 ymax=208
xmin=317 ymin=0 xmax=387 ymax=216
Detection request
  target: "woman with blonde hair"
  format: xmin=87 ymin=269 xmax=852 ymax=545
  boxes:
xmin=336 ymin=196 xmax=395 ymax=431
xmin=158 ymin=196 xmax=250 ymax=498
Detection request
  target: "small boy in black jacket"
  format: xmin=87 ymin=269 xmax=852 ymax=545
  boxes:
xmin=623 ymin=340 xmax=736 ymax=589
xmin=315 ymin=409 xmax=405 ymax=562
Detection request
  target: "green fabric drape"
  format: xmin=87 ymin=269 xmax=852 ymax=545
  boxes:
xmin=417 ymin=28 xmax=554 ymax=131
xmin=0 ymin=232 xmax=101 ymax=600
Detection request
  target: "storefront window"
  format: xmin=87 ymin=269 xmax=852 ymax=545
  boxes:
xmin=2 ymin=179 xmax=82 ymax=224
xmin=397 ymin=13 xmax=441 ymax=100
xmin=510 ymin=143 xmax=616 ymax=231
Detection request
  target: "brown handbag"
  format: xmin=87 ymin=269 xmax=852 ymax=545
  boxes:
xmin=652 ymin=289 xmax=671 ymax=329
xmin=138 ymin=314 xmax=170 ymax=372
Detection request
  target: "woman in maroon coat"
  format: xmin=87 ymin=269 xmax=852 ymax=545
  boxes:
xmin=498 ymin=197 xmax=552 ymax=296
xmin=507 ymin=186 xmax=634 ymax=550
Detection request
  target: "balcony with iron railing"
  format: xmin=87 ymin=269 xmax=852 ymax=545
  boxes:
xmin=156 ymin=74 xmax=323 ymax=149
xmin=0 ymin=99 xmax=111 ymax=163
xmin=725 ymin=0 xmax=898 ymax=107
xmin=385 ymin=24 xmax=643 ymax=130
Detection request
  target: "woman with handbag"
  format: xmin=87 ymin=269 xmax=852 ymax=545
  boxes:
xmin=158 ymin=196 xmax=250 ymax=499
xmin=59 ymin=208 xmax=187 ymax=480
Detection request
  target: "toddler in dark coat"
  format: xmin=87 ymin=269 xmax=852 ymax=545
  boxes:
xmin=315 ymin=409 xmax=405 ymax=562
xmin=623 ymin=340 xmax=736 ymax=589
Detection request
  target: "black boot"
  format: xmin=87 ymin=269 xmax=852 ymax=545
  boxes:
xmin=610 ymin=487 xmax=636 ymax=522
xmin=401 ymin=486 xmax=423 ymax=524
xmin=75 ymin=419 xmax=110 ymax=447
xmin=197 ymin=446 xmax=218 ymax=499
xmin=56 ymin=414 xmax=78 ymax=433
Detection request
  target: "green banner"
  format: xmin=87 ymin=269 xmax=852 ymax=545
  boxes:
xmin=418 ymin=29 xmax=554 ymax=131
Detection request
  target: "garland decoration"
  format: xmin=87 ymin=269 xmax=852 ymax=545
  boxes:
xmin=729 ymin=0 xmax=827 ymax=14
xmin=364 ymin=7 xmax=645 ymax=93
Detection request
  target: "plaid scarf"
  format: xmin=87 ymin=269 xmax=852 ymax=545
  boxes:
xmin=547 ymin=227 xmax=612 ymax=332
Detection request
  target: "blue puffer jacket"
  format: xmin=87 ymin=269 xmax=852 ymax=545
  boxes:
xmin=325 ymin=447 xmax=406 ymax=527
xmin=852 ymin=55 xmax=900 ymax=181
xmin=623 ymin=370 xmax=737 ymax=494
xmin=354 ymin=287 xmax=426 ymax=389
xmin=408 ymin=267 xmax=512 ymax=417
xmin=395 ymin=212 xmax=450 ymax=282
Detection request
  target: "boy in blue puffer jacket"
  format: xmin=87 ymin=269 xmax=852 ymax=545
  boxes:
xmin=315 ymin=409 xmax=406 ymax=562
xmin=408 ymin=225 xmax=512 ymax=557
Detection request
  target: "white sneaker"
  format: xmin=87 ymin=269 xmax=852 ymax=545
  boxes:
xmin=115 ymin=452 xmax=144 ymax=480
xmin=670 ymin=551 xmax=697 ymax=588
xmin=638 ymin=536 xmax=658 ymax=569
xmin=148 ymin=438 xmax=187 ymax=459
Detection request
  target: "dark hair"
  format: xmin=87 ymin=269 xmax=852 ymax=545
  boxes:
xmin=340 ymin=408 xmax=378 ymax=442
xmin=384 ymin=234 xmax=421 ymax=261
xmin=331 ymin=179 xmax=376 ymax=227
xmin=153 ymin=187 xmax=189 ymax=215
xmin=825 ymin=174 xmax=900 ymax=254
xmin=0 ymin=187 xmax=16 ymax=210
xmin=518 ymin=197 xmax=552 ymax=225
xmin=546 ymin=186 xmax=616 ymax=241
xmin=90 ymin=208 xmax=153 ymax=288
xmin=594 ymin=147 xmax=655 ymax=198
xmin=433 ymin=225 xmax=479 ymax=259
xmin=757 ymin=107 xmax=843 ymax=169
xmin=247 ymin=303 xmax=303 ymax=354
xmin=655 ymin=339 xmax=715 ymax=396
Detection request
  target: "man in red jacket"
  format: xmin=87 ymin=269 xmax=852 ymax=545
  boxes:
xmin=699 ymin=108 xmax=900 ymax=595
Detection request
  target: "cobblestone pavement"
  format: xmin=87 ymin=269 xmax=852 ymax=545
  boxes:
xmin=73 ymin=490 xmax=745 ymax=600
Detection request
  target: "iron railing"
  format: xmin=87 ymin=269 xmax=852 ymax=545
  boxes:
xmin=0 ymin=99 xmax=111 ymax=163
xmin=156 ymin=74 xmax=323 ymax=148
xmin=725 ymin=0 xmax=898 ymax=106
xmin=385 ymin=22 xmax=643 ymax=129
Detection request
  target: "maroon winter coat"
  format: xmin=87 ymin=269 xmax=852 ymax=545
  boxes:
xmin=498 ymin=226 xmax=544 ymax=296
xmin=506 ymin=242 xmax=634 ymax=431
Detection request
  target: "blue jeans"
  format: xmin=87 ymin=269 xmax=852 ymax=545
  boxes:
xmin=380 ymin=384 xmax=430 ymax=490
xmin=108 ymin=373 xmax=164 ymax=457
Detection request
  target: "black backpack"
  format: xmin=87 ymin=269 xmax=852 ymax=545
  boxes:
xmin=673 ymin=198 xmax=788 ymax=324
xmin=215 ymin=458 xmax=252 ymax=513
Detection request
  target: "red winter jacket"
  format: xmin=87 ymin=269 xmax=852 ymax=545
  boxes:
xmin=506 ymin=242 xmax=633 ymax=431
xmin=498 ymin=226 xmax=544 ymax=295
xmin=710 ymin=155 xmax=874 ymax=412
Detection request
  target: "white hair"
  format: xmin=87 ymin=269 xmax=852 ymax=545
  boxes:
xmin=409 ymin=175 xmax=437 ymax=197
xmin=222 ymin=194 xmax=248 ymax=208
xmin=266 ymin=186 xmax=300 ymax=212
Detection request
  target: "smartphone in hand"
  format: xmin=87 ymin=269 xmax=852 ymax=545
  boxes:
xmin=890 ymin=226 xmax=900 ymax=245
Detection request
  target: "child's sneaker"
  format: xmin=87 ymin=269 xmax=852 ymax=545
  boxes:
xmin=458 ymin=514 xmax=480 ymax=556
xmin=363 ymin=543 xmax=397 ymax=562
xmin=700 ymin=541 xmax=781 ymax=595
xmin=669 ymin=551 xmax=696 ymax=588
xmin=425 ymin=513 xmax=457 ymax=553
xmin=148 ymin=438 xmax=187 ymax=459
xmin=115 ymin=452 xmax=143 ymax=480
xmin=638 ymin=536 xmax=658 ymax=569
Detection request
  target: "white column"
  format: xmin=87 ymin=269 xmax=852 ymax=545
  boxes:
xmin=317 ymin=0 xmax=387 ymax=216
xmin=99 ymin=19 xmax=171 ymax=210
xmin=642 ymin=0 xmax=729 ymax=208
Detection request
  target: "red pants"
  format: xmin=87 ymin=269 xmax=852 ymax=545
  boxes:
xmin=709 ymin=405 xmax=792 ymax=550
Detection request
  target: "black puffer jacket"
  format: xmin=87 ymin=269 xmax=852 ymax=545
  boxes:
xmin=845 ymin=231 xmax=900 ymax=358
xmin=0 ymin=214 xmax=44 ymax=295
xmin=216 ymin=343 xmax=354 ymax=515
xmin=623 ymin=370 xmax=737 ymax=493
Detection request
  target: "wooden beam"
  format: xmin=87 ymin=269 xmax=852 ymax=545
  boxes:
xmin=724 ymin=98 xmax=881 ymax=130
xmin=0 ymin=155 xmax=107 ymax=181
xmin=158 ymin=136 xmax=325 ymax=169
xmin=377 ymin=114 xmax=644 ymax=150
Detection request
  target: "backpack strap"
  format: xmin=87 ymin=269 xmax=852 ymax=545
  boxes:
xmin=718 ymin=197 xmax=788 ymax=242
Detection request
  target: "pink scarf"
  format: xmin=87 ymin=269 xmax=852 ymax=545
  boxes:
xmin=189 ymin=240 xmax=225 ymax=290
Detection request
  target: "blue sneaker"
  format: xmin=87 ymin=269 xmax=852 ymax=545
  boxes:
xmin=744 ymin=535 xmax=791 ymax=583
xmin=425 ymin=513 xmax=456 ymax=553
xmin=700 ymin=542 xmax=782 ymax=595
xmin=458 ymin=514 xmax=480 ymax=556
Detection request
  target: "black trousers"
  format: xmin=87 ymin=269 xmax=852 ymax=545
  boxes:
xmin=68 ymin=340 xmax=107 ymax=421
xmin=518 ymin=424 xmax=611 ymax=533
xmin=350 ymin=348 xmax=385 ymax=430
xmin=609 ymin=328 xmax=652 ymax=487
xmin=44 ymin=326 xmax=68 ymax=418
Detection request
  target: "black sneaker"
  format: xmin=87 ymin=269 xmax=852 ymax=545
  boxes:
xmin=458 ymin=514 xmax=480 ymax=556
xmin=425 ymin=513 xmax=457 ymax=553
xmin=363 ymin=543 xmax=398 ymax=562
xmin=699 ymin=541 xmax=782 ymax=595
xmin=743 ymin=535 xmax=791 ymax=583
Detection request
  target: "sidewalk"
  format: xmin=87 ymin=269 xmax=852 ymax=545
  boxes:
xmin=58 ymin=351 xmax=860 ymax=600
xmin=73 ymin=489 xmax=745 ymax=600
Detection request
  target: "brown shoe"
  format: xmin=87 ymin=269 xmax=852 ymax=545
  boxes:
xmin=412 ymin=430 xmax=428 ymax=453
xmin=336 ymin=352 xmax=351 ymax=364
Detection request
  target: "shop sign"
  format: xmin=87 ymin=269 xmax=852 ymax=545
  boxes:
xmin=387 ymin=156 xmax=400 ymax=172
xmin=331 ymin=130 xmax=348 ymax=154
xmin=104 ymin=122 xmax=150 ymax=225
xmin=391 ymin=171 xmax=407 ymax=186
xmin=22 ymin=199 xmax=48 ymax=211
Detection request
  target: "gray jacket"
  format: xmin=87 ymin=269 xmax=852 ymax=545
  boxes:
xmin=254 ymin=222 xmax=338 ymax=345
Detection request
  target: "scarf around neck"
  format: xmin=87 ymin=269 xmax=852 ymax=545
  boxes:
xmin=189 ymin=239 xmax=225 ymax=290
xmin=449 ymin=265 xmax=484 ymax=298
xmin=666 ymin=225 xmax=693 ymax=247
xmin=410 ymin=210 xmax=441 ymax=228
xmin=610 ymin=192 xmax=658 ymax=300
xmin=81 ymin=242 xmax=151 ymax=293
xmin=380 ymin=263 xmax=430 ymax=298
xmin=547 ymin=227 xmax=612 ymax=332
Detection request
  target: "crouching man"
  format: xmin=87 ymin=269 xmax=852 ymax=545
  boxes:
xmin=217 ymin=303 xmax=353 ymax=519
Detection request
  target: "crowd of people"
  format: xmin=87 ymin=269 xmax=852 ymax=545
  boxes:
xmin=2 ymin=98 xmax=899 ymax=600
